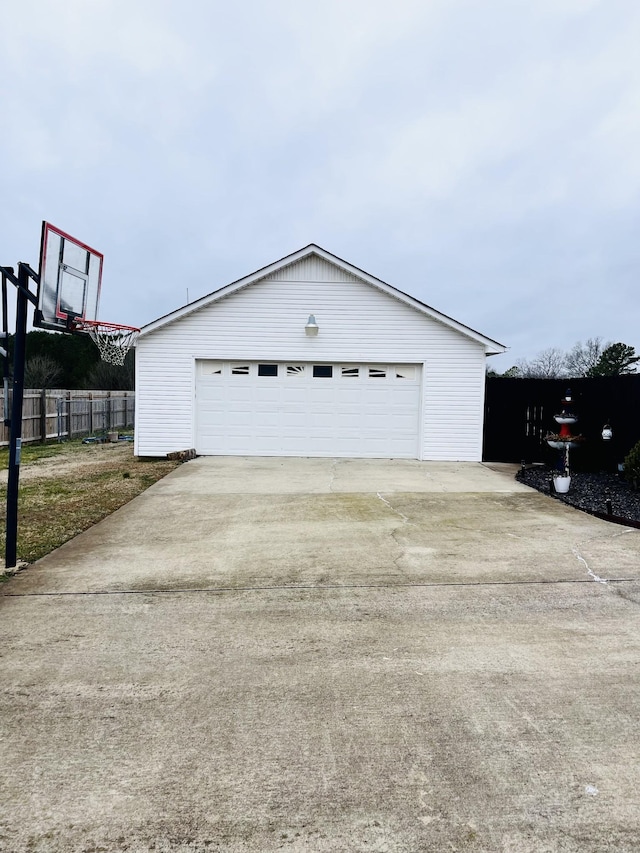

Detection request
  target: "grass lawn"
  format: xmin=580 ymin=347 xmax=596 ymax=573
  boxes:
xmin=0 ymin=438 xmax=180 ymax=568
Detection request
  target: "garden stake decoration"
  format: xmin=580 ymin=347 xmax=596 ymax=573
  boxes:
xmin=545 ymin=389 xmax=584 ymax=493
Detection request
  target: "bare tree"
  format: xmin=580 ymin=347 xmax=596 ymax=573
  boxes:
xmin=515 ymin=347 xmax=566 ymax=379
xmin=24 ymin=355 xmax=62 ymax=388
xmin=564 ymin=337 xmax=609 ymax=377
xmin=84 ymin=351 xmax=134 ymax=390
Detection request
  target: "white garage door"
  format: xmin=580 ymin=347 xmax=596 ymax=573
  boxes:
xmin=195 ymin=361 xmax=421 ymax=458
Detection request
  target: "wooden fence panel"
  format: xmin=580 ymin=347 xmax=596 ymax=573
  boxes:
xmin=0 ymin=390 xmax=135 ymax=446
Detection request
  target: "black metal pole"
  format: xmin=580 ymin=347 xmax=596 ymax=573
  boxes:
xmin=5 ymin=264 xmax=30 ymax=568
xmin=1 ymin=269 xmax=10 ymax=425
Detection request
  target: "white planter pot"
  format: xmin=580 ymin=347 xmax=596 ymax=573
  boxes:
xmin=554 ymin=475 xmax=571 ymax=494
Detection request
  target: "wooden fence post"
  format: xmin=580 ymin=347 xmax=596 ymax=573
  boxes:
xmin=0 ymin=389 xmax=135 ymax=447
xmin=40 ymin=388 xmax=47 ymax=443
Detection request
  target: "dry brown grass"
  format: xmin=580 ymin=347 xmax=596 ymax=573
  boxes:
xmin=0 ymin=440 xmax=180 ymax=566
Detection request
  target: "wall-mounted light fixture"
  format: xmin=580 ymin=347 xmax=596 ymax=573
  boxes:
xmin=305 ymin=314 xmax=319 ymax=336
xmin=602 ymin=424 xmax=613 ymax=441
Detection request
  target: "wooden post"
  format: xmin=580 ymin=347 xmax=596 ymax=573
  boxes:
xmin=40 ymin=388 xmax=47 ymax=443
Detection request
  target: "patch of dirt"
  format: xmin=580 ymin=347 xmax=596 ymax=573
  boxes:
xmin=1 ymin=442 xmax=181 ymax=565
xmin=0 ymin=441 xmax=134 ymax=483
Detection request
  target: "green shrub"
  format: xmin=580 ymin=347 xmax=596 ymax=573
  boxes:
xmin=624 ymin=439 xmax=640 ymax=489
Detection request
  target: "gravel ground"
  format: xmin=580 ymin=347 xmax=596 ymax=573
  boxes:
xmin=516 ymin=465 xmax=640 ymax=524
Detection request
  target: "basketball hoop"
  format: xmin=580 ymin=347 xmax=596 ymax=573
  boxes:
xmin=74 ymin=320 xmax=140 ymax=366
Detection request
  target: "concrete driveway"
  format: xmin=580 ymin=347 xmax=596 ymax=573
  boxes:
xmin=1 ymin=457 xmax=639 ymax=852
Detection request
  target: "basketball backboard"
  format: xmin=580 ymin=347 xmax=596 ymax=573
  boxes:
xmin=34 ymin=222 xmax=102 ymax=332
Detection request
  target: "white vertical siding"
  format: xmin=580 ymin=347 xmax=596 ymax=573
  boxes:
xmin=135 ymin=270 xmax=487 ymax=460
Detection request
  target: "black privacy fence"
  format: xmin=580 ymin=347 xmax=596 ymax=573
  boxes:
xmin=483 ymin=375 xmax=640 ymax=472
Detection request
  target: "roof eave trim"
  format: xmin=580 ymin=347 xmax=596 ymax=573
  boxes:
xmin=139 ymin=243 xmax=507 ymax=353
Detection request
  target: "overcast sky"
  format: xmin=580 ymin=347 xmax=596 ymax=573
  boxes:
xmin=1 ymin=0 xmax=638 ymax=371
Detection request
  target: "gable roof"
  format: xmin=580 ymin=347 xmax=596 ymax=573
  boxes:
xmin=140 ymin=244 xmax=506 ymax=354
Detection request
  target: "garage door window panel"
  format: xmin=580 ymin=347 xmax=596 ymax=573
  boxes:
xmin=313 ymin=365 xmax=333 ymax=378
xmin=395 ymin=366 xmax=416 ymax=380
xmin=258 ymin=364 xmax=278 ymax=376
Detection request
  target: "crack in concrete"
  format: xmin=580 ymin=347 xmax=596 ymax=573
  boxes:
xmin=610 ymin=527 xmax=636 ymax=539
xmin=581 ymin=526 xmax=637 ymax=545
xmin=375 ymin=492 xmax=415 ymax=575
xmin=572 ymin=547 xmax=607 ymax=584
xmin=328 ymin=458 xmax=338 ymax=492
xmin=571 ymin=526 xmax=639 ymax=597
xmin=376 ymin=492 xmax=412 ymax=525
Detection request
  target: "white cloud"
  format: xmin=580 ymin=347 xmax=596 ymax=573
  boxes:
xmin=0 ymin=0 xmax=638 ymax=360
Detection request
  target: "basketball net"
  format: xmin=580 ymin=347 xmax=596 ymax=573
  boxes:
xmin=74 ymin=320 xmax=140 ymax=366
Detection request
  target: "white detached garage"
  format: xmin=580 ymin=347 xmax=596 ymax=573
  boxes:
xmin=134 ymin=245 xmax=505 ymax=461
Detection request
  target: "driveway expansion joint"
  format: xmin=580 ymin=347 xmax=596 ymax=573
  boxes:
xmin=4 ymin=577 xmax=639 ymax=598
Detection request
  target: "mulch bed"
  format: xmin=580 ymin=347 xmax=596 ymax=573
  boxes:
xmin=516 ymin=466 xmax=640 ymax=527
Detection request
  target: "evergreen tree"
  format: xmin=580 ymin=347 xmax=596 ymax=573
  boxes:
xmin=588 ymin=343 xmax=639 ymax=377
